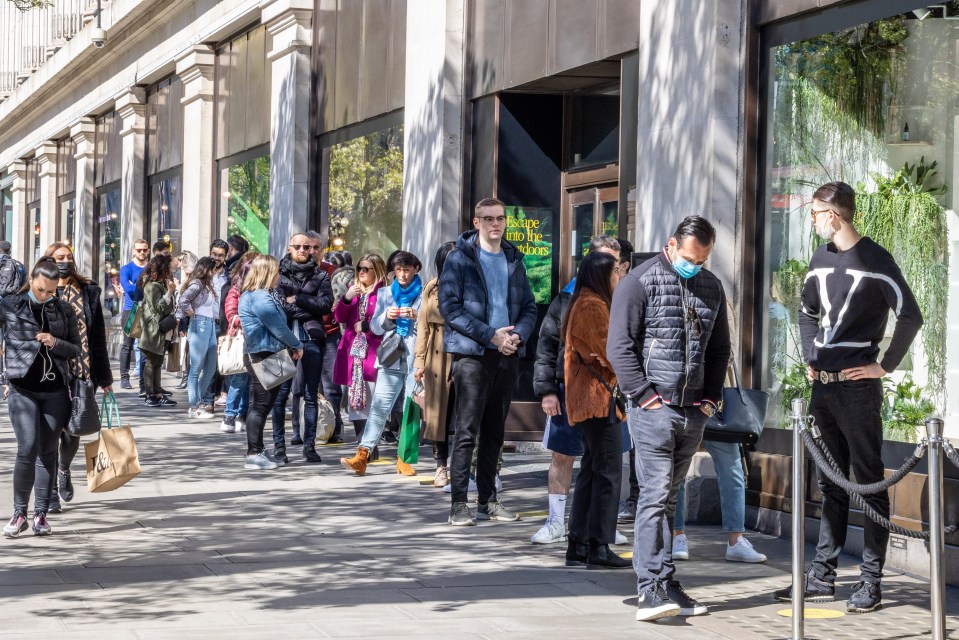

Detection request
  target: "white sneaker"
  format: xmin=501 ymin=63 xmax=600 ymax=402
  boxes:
xmin=672 ymin=533 xmax=690 ymax=560
xmin=188 ymin=407 xmax=214 ymax=420
xmin=725 ymin=536 xmax=767 ymax=563
xmin=235 ymin=417 xmax=246 ymax=432
xmin=442 ymin=476 xmax=479 ymax=494
xmin=244 ymin=452 xmax=278 ymax=470
xmin=614 ymin=530 xmax=628 ymax=545
xmin=531 ymin=519 xmax=566 ymax=544
xmin=469 ymin=475 xmax=477 ymax=492
xmin=220 ymin=417 xmax=236 ymax=433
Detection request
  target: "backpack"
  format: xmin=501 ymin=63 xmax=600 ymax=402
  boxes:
xmin=0 ymin=255 xmax=26 ymax=298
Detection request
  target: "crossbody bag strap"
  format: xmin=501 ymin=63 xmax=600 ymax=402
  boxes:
xmin=575 ymin=351 xmax=615 ymax=396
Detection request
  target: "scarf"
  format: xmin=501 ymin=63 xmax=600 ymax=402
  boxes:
xmin=348 ymin=291 xmax=371 ymax=412
xmin=390 ymin=275 xmax=422 ymax=337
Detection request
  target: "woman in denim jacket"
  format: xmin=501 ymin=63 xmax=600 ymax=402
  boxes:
xmin=238 ymin=255 xmax=303 ymax=471
xmin=340 ymin=251 xmax=423 ymax=477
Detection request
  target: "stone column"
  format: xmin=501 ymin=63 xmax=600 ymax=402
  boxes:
xmin=71 ymin=118 xmax=96 ymax=274
xmin=35 ymin=142 xmax=59 ymax=253
xmin=115 ymin=87 xmax=147 ymax=265
xmin=176 ymin=45 xmax=216 ymax=258
xmin=262 ymin=0 xmax=312 ymax=255
xmin=402 ymin=0 xmax=466 ymax=277
xmin=7 ymin=161 xmax=27 ymax=261
xmin=635 ymin=0 xmax=746 ymax=299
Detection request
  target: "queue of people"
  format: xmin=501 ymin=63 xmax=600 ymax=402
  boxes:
xmin=0 ymin=182 xmax=916 ymax=624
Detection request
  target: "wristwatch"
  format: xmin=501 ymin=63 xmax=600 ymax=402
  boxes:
xmin=701 ymin=403 xmax=717 ymax=417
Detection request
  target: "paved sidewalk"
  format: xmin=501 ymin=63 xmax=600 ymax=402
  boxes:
xmin=0 ymin=371 xmax=957 ymax=639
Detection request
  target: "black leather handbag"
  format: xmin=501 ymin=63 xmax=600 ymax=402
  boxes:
xmin=703 ymin=361 xmax=769 ymax=445
xmin=68 ymin=377 xmax=101 ymax=437
xmin=376 ymin=329 xmax=406 ymax=369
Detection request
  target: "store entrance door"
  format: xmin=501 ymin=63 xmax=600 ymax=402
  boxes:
xmin=562 ymin=182 xmax=620 ymax=283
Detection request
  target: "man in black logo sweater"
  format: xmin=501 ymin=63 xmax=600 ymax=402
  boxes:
xmin=774 ymin=181 xmax=922 ymax=613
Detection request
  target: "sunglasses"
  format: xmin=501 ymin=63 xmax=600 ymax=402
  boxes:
xmin=357 ymin=266 xmax=373 ymax=273
xmin=290 ymin=244 xmax=313 ymax=251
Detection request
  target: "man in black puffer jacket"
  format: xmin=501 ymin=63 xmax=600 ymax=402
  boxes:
xmin=607 ymin=216 xmax=730 ymax=622
xmin=270 ymin=232 xmax=334 ymax=464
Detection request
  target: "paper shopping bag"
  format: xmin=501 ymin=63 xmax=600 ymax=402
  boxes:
xmin=397 ymin=396 xmax=421 ymax=464
xmin=85 ymin=393 xmax=141 ymax=492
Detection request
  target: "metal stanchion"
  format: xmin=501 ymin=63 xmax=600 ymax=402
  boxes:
xmin=925 ymin=416 xmax=945 ymax=640
xmin=789 ymin=398 xmax=808 ymax=640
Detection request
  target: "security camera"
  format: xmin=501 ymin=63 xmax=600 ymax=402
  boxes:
xmin=91 ymin=27 xmax=106 ymax=48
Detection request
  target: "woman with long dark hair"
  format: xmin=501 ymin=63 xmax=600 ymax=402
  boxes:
xmin=562 ymin=250 xmax=629 ymax=570
xmin=177 ymin=256 xmax=220 ymax=419
xmin=220 ymin=251 xmax=259 ymax=434
xmin=413 ymin=241 xmax=456 ymax=487
xmin=1 ymin=258 xmax=81 ymax=537
xmin=42 ymin=243 xmax=114 ymax=512
xmin=138 ymin=254 xmax=178 ymax=408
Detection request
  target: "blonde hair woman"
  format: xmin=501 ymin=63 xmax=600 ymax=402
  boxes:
xmin=237 ymin=255 xmax=304 ymax=470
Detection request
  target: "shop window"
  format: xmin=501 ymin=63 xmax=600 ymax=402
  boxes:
xmin=761 ymin=10 xmax=954 ymax=440
xmin=221 ymin=153 xmax=270 ymax=254
xmin=569 ymin=90 xmax=620 ymax=171
xmin=96 ymin=186 xmax=122 ymax=313
xmin=58 ymin=197 xmax=75 ymax=246
xmin=150 ymin=173 xmax=182 ymax=253
xmin=1 ymin=188 xmax=11 ymax=242
xmin=326 ymin=125 xmax=404 ymax=257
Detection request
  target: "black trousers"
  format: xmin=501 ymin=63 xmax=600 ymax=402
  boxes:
xmin=119 ymin=309 xmax=136 ymax=379
xmin=142 ymin=349 xmax=165 ymax=396
xmin=810 ymin=378 xmax=889 ymax=584
xmin=9 ymin=385 xmax=71 ymax=514
xmin=569 ymin=417 xmax=622 ymax=545
xmin=448 ymin=351 xmax=517 ymax=505
xmin=244 ymin=354 xmax=283 ymax=455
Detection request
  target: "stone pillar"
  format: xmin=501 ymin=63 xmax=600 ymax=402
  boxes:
xmin=402 ymin=0 xmax=466 ymax=277
xmin=71 ymin=118 xmax=96 ymax=275
xmin=176 ymin=45 xmax=216 ymax=258
xmin=7 ymin=162 xmax=27 ymax=262
xmin=635 ymin=0 xmax=745 ymax=299
xmin=115 ymin=87 xmax=147 ymax=266
xmin=262 ymin=0 xmax=312 ymax=256
xmin=34 ymin=142 xmax=59 ymax=254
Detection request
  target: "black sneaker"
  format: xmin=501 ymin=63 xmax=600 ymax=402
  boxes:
xmin=138 ymin=391 xmax=147 ymax=398
xmin=268 ymin=449 xmax=289 ymax=465
xmin=303 ymin=447 xmax=322 ymax=463
xmin=157 ymin=396 xmax=177 ymax=407
xmin=382 ymin=430 xmax=398 ymax=444
xmin=847 ymin=581 xmax=881 ymax=613
xmin=773 ymin=570 xmax=835 ymax=602
xmin=326 ymin=435 xmax=344 ymax=445
xmin=158 ymin=387 xmax=172 ymax=396
xmin=448 ymin=501 xmax=475 ymax=526
xmin=120 ymin=379 xmax=133 ymax=390
xmin=144 ymin=397 xmax=161 ymax=407
xmin=636 ymin=582 xmax=681 ymax=622
xmin=48 ymin=493 xmax=62 ymax=514
xmin=32 ymin=512 xmax=51 ymax=536
xmin=565 ymin=539 xmax=588 ymax=567
xmin=665 ymin=579 xmax=708 ymax=616
xmin=59 ymin=469 xmax=74 ymax=503
xmin=290 ymin=434 xmax=304 ymax=446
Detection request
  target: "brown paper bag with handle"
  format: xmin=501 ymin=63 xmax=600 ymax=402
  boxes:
xmin=85 ymin=392 xmax=141 ymax=492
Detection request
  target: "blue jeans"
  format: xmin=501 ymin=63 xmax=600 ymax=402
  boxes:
xmin=271 ymin=339 xmax=324 ymax=449
xmin=359 ymin=363 xmax=410 ymax=451
xmin=629 ymin=403 xmax=707 ymax=594
xmin=187 ymin=316 xmax=217 ymax=409
xmin=673 ymin=439 xmax=745 ymax=533
xmin=225 ymin=373 xmax=250 ymax=419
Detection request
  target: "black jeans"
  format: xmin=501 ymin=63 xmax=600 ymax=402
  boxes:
xmin=59 ymin=429 xmax=81 ymax=471
xmin=9 ymin=385 xmax=71 ymax=514
xmin=321 ymin=334 xmax=344 ymax=437
xmin=245 ymin=354 xmax=283 ymax=455
xmin=569 ymin=417 xmax=623 ymax=546
xmin=448 ymin=351 xmax=517 ymax=505
xmin=142 ymin=349 xmax=165 ymax=397
xmin=810 ymin=378 xmax=888 ymax=585
xmin=271 ymin=339 xmax=323 ymax=450
xmin=119 ymin=309 xmax=135 ymax=380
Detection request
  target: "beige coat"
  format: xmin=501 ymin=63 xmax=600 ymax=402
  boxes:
xmin=413 ymin=278 xmax=452 ymax=442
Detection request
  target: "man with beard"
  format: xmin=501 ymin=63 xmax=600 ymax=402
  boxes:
xmin=270 ymin=232 xmax=334 ymax=464
xmin=773 ymin=180 xmax=922 ymax=614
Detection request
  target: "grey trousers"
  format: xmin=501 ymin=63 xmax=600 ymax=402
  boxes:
xmin=628 ymin=402 xmax=707 ymax=593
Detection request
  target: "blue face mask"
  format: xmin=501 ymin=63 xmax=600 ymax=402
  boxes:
xmin=27 ymin=290 xmax=50 ymax=305
xmin=671 ymin=257 xmax=702 ymax=279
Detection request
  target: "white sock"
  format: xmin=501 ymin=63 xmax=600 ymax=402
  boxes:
xmin=548 ymin=494 xmax=567 ymax=524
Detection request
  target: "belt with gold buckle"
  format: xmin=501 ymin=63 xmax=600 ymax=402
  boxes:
xmin=816 ymin=370 xmax=849 ymax=384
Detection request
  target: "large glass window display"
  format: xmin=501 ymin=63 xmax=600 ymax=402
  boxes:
xmin=221 ymin=154 xmax=270 ymax=254
xmin=761 ymin=9 xmax=957 ymax=440
xmin=327 ymin=125 xmax=404 ymax=256
xmin=96 ymin=187 xmax=121 ymax=315
xmin=151 ymin=173 xmax=182 ymax=253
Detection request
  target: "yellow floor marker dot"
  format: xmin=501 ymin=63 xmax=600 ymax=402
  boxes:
xmin=776 ymin=608 xmax=844 ymax=619
xmin=417 ymin=478 xmax=436 ymax=485
xmin=516 ymin=510 xmax=549 ymax=519
xmin=619 ymin=551 xmax=633 ymax=559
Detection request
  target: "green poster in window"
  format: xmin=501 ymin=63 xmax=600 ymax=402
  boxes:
xmin=505 ymin=206 xmax=553 ymax=304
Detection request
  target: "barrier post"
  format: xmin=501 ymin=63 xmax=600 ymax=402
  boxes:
xmin=925 ymin=416 xmax=945 ymax=640
xmin=790 ymin=398 xmax=808 ymax=640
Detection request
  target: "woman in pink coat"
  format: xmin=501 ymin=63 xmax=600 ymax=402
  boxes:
xmin=333 ymin=253 xmax=387 ymax=443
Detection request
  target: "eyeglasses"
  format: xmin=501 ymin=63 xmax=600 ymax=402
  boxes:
xmin=478 ymin=216 xmax=506 ymax=225
xmin=357 ymin=266 xmax=372 ymax=273
xmin=290 ymin=244 xmax=313 ymax=251
xmin=809 ymin=207 xmax=834 ymax=219
xmin=686 ymin=305 xmax=702 ymax=339
xmin=134 ymin=248 xmax=149 ymax=252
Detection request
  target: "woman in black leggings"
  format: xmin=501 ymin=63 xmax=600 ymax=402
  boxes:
xmin=43 ymin=243 xmax=113 ymax=512
xmin=2 ymin=258 xmax=80 ymax=537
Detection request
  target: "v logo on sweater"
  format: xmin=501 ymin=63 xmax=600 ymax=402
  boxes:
xmin=803 ymin=267 xmax=904 ymax=349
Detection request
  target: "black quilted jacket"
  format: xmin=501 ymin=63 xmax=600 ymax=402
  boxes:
xmin=0 ymin=293 xmax=81 ymax=383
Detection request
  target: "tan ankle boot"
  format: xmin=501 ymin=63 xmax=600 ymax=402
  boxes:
xmin=340 ymin=447 xmax=369 ymax=476
xmin=396 ymin=460 xmax=416 ymax=476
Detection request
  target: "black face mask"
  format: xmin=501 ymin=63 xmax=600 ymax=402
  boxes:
xmin=56 ymin=261 xmax=74 ymax=278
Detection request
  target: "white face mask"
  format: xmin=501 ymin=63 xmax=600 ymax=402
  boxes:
xmin=815 ymin=216 xmax=836 ymax=241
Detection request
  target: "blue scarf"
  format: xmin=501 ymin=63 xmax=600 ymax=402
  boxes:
xmin=391 ymin=275 xmax=422 ymax=337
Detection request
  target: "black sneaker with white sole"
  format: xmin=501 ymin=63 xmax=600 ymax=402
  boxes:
xmin=847 ymin=581 xmax=881 ymax=613
xmin=773 ymin=569 xmax=835 ymax=602
xmin=636 ymin=583 xmax=681 ymax=622
xmin=666 ymin=579 xmax=708 ymax=616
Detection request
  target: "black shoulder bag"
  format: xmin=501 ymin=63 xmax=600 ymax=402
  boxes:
xmin=703 ymin=360 xmax=769 ymax=445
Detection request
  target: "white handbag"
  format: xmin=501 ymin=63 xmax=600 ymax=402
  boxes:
xmin=217 ymin=318 xmax=246 ymax=375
